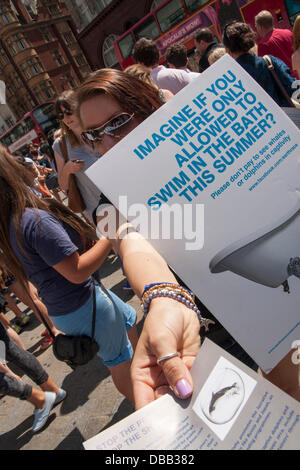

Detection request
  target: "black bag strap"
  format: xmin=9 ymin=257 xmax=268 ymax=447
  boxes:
xmin=263 ymin=55 xmax=295 ymax=107
xmin=31 ymin=282 xmax=97 ymax=341
xmin=91 ymin=281 xmax=96 ymax=340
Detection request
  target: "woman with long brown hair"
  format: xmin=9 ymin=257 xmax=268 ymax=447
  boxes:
xmin=77 ymin=68 xmax=300 ymax=408
xmin=53 ymin=90 xmax=101 ymax=221
xmin=0 ymin=147 xmax=137 ymax=403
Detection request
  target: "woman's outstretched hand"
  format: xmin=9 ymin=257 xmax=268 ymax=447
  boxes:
xmin=131 ymin=297 xmax=201 ymax=409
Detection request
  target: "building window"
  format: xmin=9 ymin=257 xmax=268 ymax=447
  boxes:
xmin=75 ymin=54 xmax=86 ymax=66
xmin=63 ymin=31 xmax=74 ymax=45
xmin=102 ymin=34 xmax=118 ymax=68
xmin=13 ymin=72 xmax=23 ymax=87
xmin=21 ymin=63 xmax=31 ymax=79
xmin=28 ymin=60 xmax=39 ymax=75
xmin=24 ymin=2 xmax=38 ymax=20
xmin=53 ymin=50 xmax=65 ymax=66
xmin=40 ymin=27 xmax=52 ymax=42
xmin=27 ymin=57 xmax=43 ymax=75
xmin=7 ymin=38 xmax=17 ymax=55
xmin=48 ymin=5 xmax=60 ymax=16
xmin=66 ymin=73 xmax=76 ymax=88
xmin=0 ymin=49 xmax=9 ymax=64
xmin=5 ymin=117 xmax=15 ymax=128
xmin=150 ymin=0 xmax=166 ymax=9
xmin=7 ymin=34 xmax=28 ymax=54
xmin=33 ymin=87 xmax=44 ymax=103
xmin=2 ymin=14 xmax=10 ymax=24
xmin=6 ymin=84 xmax=13 ymax=96
xmin=28 ymin=95 xmax=36 ymax=107
xmin=40 ymin=81 xmax=55 ymax=99
xmin=13 ymin=33 xmax=27 ymax=50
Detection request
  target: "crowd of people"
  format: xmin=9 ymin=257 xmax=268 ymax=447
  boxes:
xmin=0 ymin=9 xmax=299 ymax=440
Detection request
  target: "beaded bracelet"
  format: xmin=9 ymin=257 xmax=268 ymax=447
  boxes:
xmin=141 ymin=282 xmax=214 ymax=332
xmin=142 ymin=284 xmax=194 ymax=307
xmin=142 ymin=282 xmax=193 ymax=298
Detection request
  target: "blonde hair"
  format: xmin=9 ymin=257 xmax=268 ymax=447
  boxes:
xmin=293 ymin=15 xmax=300 ymax=51
xmin=125 ymin=64 xmax=158 ymax=88
xmin=208 ymin=47 xmax=226 ymax=65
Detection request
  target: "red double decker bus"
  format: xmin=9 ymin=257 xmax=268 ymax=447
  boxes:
xmin=114 ymin=0 xmax=300 ymax=70
xmin=0 ymin=102 xmax=59 ymax=154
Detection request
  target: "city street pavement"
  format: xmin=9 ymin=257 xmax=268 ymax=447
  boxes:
xmin=0 ymin=252 xmax=144 ymax=450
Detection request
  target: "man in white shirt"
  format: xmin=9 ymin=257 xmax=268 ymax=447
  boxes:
xmin=132 ymin=38 xmax=197 ymax=95
xmin=166 ymin=43 xmax=200 ymax=79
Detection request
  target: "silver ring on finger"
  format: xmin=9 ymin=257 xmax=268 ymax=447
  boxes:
xmin=157 ymin=351 xmax=180 ymax=366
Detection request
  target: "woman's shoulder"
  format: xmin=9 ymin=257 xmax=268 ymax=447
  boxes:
xmin=10 ymin=208 xmax=50 ymax=239
xmin=53 ymin=134 xmax=70 ymax=153
xmin=21 ymin=208 xmax=53 ymax=224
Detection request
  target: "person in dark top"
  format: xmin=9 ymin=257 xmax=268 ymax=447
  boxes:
xmin=222 ymin=21 xmax=296 ymax=107
xmin=194 ymin=28 xmax=222 ymax=72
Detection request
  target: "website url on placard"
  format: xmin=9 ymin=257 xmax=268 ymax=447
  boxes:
xmin=249 ymin=144 xmax=298 ymax=191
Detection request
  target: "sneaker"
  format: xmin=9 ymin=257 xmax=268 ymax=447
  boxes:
xmin=54 ymin=388 xmax=67 ymax=406
xmin=13 ymin=324 xmax=22 ymax=334
xmin=15 ymin=314 xmax=31 ymax=327
xmin=123 ymin=280 xmax=132 ymax=291
xmin=32 ymin=391 xmax=56 ymax=433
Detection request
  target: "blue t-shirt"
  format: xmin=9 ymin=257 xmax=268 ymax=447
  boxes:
xmin=9 ymin=209 xmax=93 ymax=316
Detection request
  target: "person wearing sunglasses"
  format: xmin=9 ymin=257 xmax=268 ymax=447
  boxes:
xmin=52 ymin=90 xmax=101 ymax=222
xmin=77 ymin=69 xmax=200 ymax=409
xmin=77 ymin=68 xmax=300 ymax=409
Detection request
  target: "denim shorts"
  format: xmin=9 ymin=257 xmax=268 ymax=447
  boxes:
xmin=51 ymin=284 xmax=136 ymax=368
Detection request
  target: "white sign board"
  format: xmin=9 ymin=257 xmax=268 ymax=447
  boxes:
xmin=83 ymin=339 xmax=300 ymax=450
xmin=86 ymin=55 xmax=300 ymax=373
xmin=8 ymin=129 xmax=38 ymax=153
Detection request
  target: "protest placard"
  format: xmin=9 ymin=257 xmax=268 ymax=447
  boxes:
xmin=86 ymin=54 xmax=300 ymax=373
xmin=83 ymin=339 xmax=300 ymax=450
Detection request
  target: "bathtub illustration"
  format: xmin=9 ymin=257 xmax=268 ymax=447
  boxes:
xmin=209 ymin=204 xmax=300 ymax=293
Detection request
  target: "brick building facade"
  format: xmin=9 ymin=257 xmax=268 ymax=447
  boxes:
xmin=0 ymin=0 xmax=91 ymax=120
xmin=72 ymin=0 xmax=162 ymax=70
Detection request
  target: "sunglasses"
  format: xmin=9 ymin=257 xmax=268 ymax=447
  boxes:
xmin=57 ymin=109 xmax=73 ymax=120
xmin=81 ymin=113 xmax=134 ymax=146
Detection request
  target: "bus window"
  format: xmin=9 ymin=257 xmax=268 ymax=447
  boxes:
xmin=284 ymin=0 xmax=300 ymax=24
xmin=2 ymin=134 xmax=12 ymax=146
xmin=32 ymin=103 xmax=59 ymax=136
xmin=184 ymin=0 xmax=208 ymax=15
xmin=118 ymin=33 xmax=135 ymax=59
xmin=23 ymin=116 xmax=35 ymax=133
xmin=134 ymin=16 xmax=160 ymax=41
xmin=156 ymin=0 xmax=187 ymax=33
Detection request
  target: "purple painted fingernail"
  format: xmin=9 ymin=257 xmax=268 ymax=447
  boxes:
xmin=175 ymin=379 xmax=192 ymax=398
